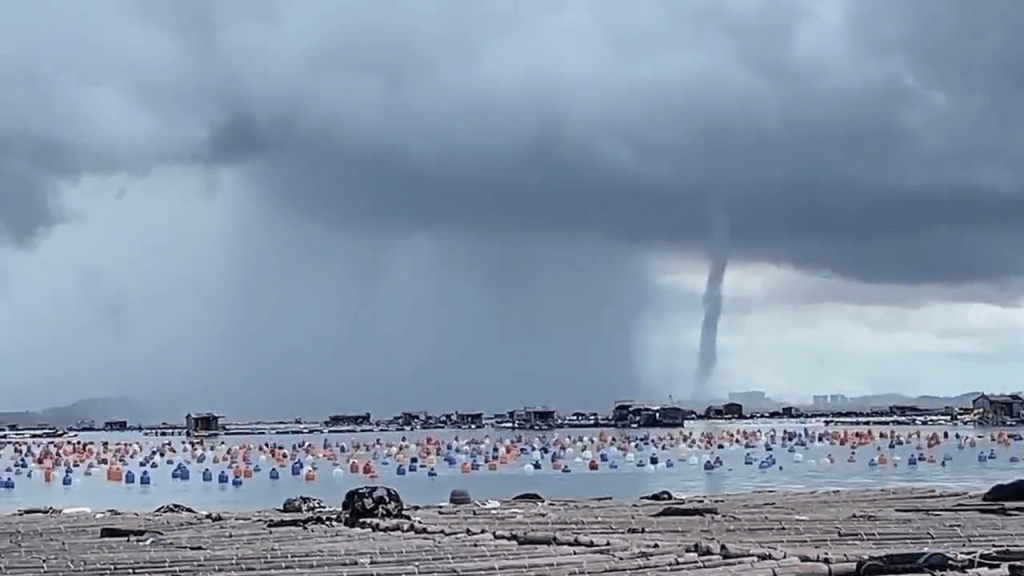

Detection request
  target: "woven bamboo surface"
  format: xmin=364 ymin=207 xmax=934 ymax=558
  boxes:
xmin=2 ymin=486 xmax=1023 ymax=575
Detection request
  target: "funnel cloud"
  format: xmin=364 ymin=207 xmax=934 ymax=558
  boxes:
xmin=694 ymin=202 xmax=730 ymax=402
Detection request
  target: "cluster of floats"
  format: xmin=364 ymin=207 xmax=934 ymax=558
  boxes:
xmin=0 ymin=428 xmax=1020 ymax=490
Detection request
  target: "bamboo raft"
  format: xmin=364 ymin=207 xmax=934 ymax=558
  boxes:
xmin=2 ymin=486 xmax=1024 ymax=575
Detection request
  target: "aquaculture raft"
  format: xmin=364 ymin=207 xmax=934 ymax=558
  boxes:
xmin=3 ymin=487 xmax=1024 ymax=574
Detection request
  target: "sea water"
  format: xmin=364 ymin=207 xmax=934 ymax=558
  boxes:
xmin=0 ymin=423 xmax=1012 ymax=513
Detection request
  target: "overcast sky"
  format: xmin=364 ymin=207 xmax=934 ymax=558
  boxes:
xmin=1 ymin=0 xmax=1022 ymax=419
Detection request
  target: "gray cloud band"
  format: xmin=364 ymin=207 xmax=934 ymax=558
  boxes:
xmin=3 ymin=1 xmax=1021 ymax=286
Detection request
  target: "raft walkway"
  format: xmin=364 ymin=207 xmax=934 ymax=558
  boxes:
xmin=3 ymin=486 xmax=1024 ymax=574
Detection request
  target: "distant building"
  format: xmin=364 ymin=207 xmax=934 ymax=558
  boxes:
xmin=656 ymin=406 xmax=686 ymax=426
xmin=399 ymin=411 xmax=427 ymax=427
xmin=103 ymin=420 xmax=128 ymax=432
xmin=612 ymin=400 xmax=636 ymax=424
xmin=325 ymin=413 xmax=371 ymax=427
xmin=704 ymin=405 xmax=724 ymax=419
xmin=523 ymin=407 xmax=557 ymax=428
xmin=722 ymin=402 xmax=744 ymax=418
xmin=185 ymin=413 xmax=222 ymax=436
xmin=453 ymin=411 xmax=484 ymax=428
xmin=728 ymin=391 xmax=769 ymax=412
xmin=972 ymin=394 xmax=1024 ymax=425
xmin=781 ymin=406 xmax=801 ymax=417
xmin=812 ymin=395 xmax=829 ymax=409
xmin=830 ymin=394 xmax=848 ymax=405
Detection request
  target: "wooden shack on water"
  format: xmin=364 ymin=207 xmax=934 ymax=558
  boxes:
xmin=185 ymin=413 xmax=222 ymax=436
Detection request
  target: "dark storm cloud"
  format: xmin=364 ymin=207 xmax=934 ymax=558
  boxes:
xmin=196 ymin=0 xmax=1024 ymax=286
xmin=2 ymin=0 xmax=1021 ymax=281
xmin=3 ymin=1 xmax=1024 ymax=414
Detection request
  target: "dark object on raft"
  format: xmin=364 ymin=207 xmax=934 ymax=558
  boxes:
xmin=983 ymin=479 xmax=1024 ymax=502
xmin=651 ymin=505 xmax=718 ymax=517
xmin=855 ymin=551 xmax=957 ymax=575
xmin=17 ymin=507 xmax=58 ymax=515
xmin=510 ymin=492 xmax=545 ymax=502
xmin=154 ymin=503 xmax=197 ymax=514
xmin=281 ymin=496 xmax=325 ymax=513
xmin=266 ymin=514 xmax=341 ymax=529
xmin=342 ymin=486 xmax=405 ymax=527
xmin=449 ymin=489 xmax=472 ymax=505
xmin=100 ymin=527 xmax=162 ymax=539
xmin=640 ymin=490 xmax=676 ymax=501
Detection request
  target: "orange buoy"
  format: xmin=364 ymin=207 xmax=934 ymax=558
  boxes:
xmin=551 ymin=461 xmax=562 ymax=470
xmin=487 ymin=461 xmax=498 ymax=471
xmin=44 ymin=468 xmax=53 ymax=483
xmin=588 ymin=459 xmax=599 ymax=471
xmin=460 ymin=462 xmax=471 ymax=474
xmin=349 ymin=460 xmax=360 ymax=474
xmin=362 ymin=461 xmax=375 ymax=475
xmin=243 ymin=466 xmax=253 ymax=478
xmin=304 ymin=468 xmax=316 ymax=481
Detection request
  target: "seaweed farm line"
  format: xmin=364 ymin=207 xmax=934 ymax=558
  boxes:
xmin=0 ymin=424 xmax=1020 ymax=514
xmin=6 ymin=487 xmax=1024 ymax=575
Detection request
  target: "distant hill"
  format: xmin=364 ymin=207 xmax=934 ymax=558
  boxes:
xmin=0 ymin=397 xmax=177 ymax=428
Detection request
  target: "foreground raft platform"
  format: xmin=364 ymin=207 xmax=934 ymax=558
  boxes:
xmin=5 ymin=487 xmax=1024 ymax=575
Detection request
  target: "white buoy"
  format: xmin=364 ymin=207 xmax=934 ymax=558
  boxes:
xmin=793 ymin=453 xmax=803 ymax=463
xmin=625 ymin=453 xmax=636 ymax=463
xmin=523 ymin=465 xmax=535 ymax=474
xmin=688 ymin=456 xmax=699 ymax=465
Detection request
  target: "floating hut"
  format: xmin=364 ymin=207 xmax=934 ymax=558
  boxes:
xmin=454 ymin=411 xmax=484 ymax=428
xmin=973 ymin=393 xmax=1024 ymax=427
xmin=102 ymin=419 xmax=128 ymax=432
xmin=185 ymin=412 xmax=222 ymax=437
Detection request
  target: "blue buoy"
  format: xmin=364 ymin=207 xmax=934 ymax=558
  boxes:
xmin=704 ymin=460 xmax=716 ymax=471
xmin=908 ymin=455 xmax=917 ymax=466
xmin=218 ymin=470 xmax=229 ymax=484
xmin=665 ymin=459 xmax=674 ymax=468
xmin=202 ymin=468 xmax=213 ymax=482
xmin=179 ymin=467 xmax=190 ymax=481
xmin=291 ymin=461 xmax=302 ymax=476
xmin=427 ymin=468 xmax=437 ymax=477
xmin=3 ymin=477 xmax=13 ymax=489
xmin=269 ymin=468 xmax=280 ymax=480
xmin=171 ymin=467 xmax=181 ymax=479
xmin=561 ymin=466 xmax=571 ymax=473
xmin=232 ymin=476 xmax=243 ymax=487
xmin=609 ymin=461 xmax=619 ymax=469
xmin=140 ymin=471 xmax=151 ymax=485
xmin=125 ymin=470 xmax=135 ymax=484
xmin=62 ymin=473 xmax=73 ymax=486
xmin=396 ymin=465 xmax=406 ymax=476
xmin=599 ymin=452 xmax=609 ymax=462
xmin=408 ymin=463 xmax=418 ymax=472
xmin=253 ymin=465 xmax=261 ymax=472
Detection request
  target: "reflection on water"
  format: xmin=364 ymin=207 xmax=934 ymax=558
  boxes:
xmin=0 ymin=424 xmax=1012 ymax=512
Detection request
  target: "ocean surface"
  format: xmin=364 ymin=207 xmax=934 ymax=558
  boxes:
xmin=0 ymin=423 xmax=1017 ymax=513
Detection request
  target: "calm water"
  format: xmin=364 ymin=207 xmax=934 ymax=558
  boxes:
xmin=0 ymin=423 xmax=1016 ymax=513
